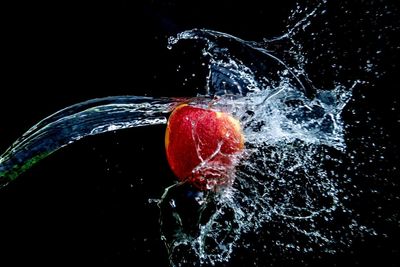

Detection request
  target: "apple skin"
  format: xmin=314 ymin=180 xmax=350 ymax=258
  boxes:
xmin=165 ymin=104 xmax=245 ymax=190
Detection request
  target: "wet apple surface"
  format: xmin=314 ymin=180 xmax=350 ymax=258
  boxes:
xmin=165 ymin=104 xmax=245 ymax=190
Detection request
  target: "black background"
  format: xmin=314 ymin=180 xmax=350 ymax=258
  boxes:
xmin=1 ymin=0 xmax=399 ymax=266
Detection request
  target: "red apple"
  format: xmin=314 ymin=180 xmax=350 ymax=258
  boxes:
xmin=165 ymin=104 xmax=245 ymax=190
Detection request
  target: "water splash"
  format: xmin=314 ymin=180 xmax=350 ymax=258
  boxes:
xmin=160 ymin=27 xmax=363 ymax=266
xmin=157 ymin=1 xmax=399 ymax=265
